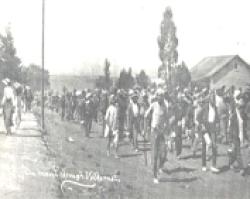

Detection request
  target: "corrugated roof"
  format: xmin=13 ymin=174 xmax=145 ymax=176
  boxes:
xmin=190 ymin=55 xmax=237 ymax=81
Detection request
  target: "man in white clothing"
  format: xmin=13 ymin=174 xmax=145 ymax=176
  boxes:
xmin=105 ymin=95 xmax=119 ymax=158
xmin=1 ymin=78 xmax=15 ymax=135
xmin=145 ymin=89 xmax=168 ymax=184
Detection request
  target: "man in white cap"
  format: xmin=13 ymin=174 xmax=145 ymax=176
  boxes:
xmin=145 ymin=88 xmax=168 ymax=184
xmin=1 ymin=78 xmax=15 ymax=135
xmin=82 ymin=92 xmax=94 ymax=137
xmin=127 ymin=91 xmax=141 ymax=151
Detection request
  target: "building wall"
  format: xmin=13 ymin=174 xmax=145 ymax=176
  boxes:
xmin=210 ymin=57 xmax=250 ymax=90
xmin=193 ymin=78 xmax=210 ymax=89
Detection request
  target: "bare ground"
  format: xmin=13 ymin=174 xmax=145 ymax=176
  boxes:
xmin=36 ymin=109 xmax=250 ymax=199
xmin=0 ymin=111 xmax=59 ymax=199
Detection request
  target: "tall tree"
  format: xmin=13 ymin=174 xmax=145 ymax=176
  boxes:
xmin=104 ymin=58 xmax=111 ymax=89
xmin=158 ymin=6 xmax=178 ymax=85
xmin=136 ymin=70 xmax=150 ymax=89
xmin=0 ymin=26 xmax=21 ymax=82
xmin=95 ymin=58 xmax=112 ymax=89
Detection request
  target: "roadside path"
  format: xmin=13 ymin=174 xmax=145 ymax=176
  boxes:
xmin=0 ymin=112 xmax=58 ymax=199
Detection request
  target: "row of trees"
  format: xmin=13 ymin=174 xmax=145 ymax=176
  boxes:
xmin=96 ymin=6 xmax=190 ymax=91
xmin=96 ymin=59 xmax=190 ymax=91
xmin=0 ymin=26 xmax=50 ymax=92
xmin=95 ymin=59 xmax=151 ymax=90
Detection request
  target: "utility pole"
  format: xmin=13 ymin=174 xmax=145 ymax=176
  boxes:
xmin=41 ymin=0 xmax=45 ymax=131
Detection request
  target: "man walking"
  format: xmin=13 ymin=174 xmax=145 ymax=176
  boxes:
xmin=105 ymin=95 xmax=119 ymax=158
xmin=2 ymin=78 xmax=15 ymax=135
xmin=145 ymin=89 xmax=168 ymax=184
xmin=82 ymin=93 xmax=93 ymax=137
xmin=228 ymin=95 xmax=244 ymax=173
xmin=60 ymin=89 xmax=66 ymax=120
xmin=199 ymin=90 xmax=220 ymax=173
xmin=127 ymin=92 xmax=141 ymax=151
xmin=100 ymin=90 xmax=109 ymax=137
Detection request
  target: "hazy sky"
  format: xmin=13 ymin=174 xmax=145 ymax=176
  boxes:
xmin=0 ymin=0 xmax=249 ymax=76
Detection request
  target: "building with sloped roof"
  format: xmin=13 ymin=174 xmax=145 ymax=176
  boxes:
xmin=190 ymin=55 xmax=250 ymax=89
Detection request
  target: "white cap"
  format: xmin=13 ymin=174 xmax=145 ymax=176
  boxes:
xmin=2 ymin=78 xmax=10 ymax=85
xmin=75 ymin=90 xmax=82 ymax=96
xmin=234 ymin=90 xmax=241 ymax=99
xmin=5 ymin=78 xmax=10 ymax=83
xmin=2 ymin=79 xmax=7 ymax=85
xmin=128 ymin=89 xmax=134 ymax=96
xmin=13 ymin=82 xmax=21 ymax=88
xmin=86 ymin=93 xmax=92 ymax=99
xmin=156 ymin=88 xmax=164 ymax=96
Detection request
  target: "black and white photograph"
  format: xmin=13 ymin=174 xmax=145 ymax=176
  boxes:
xmin=0 ymin=0 xmax=249 ymax=198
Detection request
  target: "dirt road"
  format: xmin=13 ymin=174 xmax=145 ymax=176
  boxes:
xmin=0 ymin=112 xmax=58 ymax=199
xmin=0 ymin=108 xmax=248 ymax=198
xmin=41 ymin=110 xmax=250 ymax=199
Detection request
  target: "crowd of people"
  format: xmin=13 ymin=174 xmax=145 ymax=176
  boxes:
xmin=1 ymin=78 xmax=34 ymax=135
xmin=47 ymin=83 xmax=250 ymax=184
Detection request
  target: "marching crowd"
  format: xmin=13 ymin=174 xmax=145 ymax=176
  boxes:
xmin=1 ymin=78 xmax=34 ymax=135
xmin=47 ymin=83 xmax=250 ymax=184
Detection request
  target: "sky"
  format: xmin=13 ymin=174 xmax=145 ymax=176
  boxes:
xmin=0 ymin=0 xmax=249 ymax=76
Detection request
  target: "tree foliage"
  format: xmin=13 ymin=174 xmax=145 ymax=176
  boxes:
xmin=95 ymin=76 xmax=105 ymax=89
xmin=158 ymin=6 xmax=178 ymax=83
xmin=0 ymin=26 xmax=50 ymax=92
xmin=22 ymin=64 xmax=50 ymax=91
xmin=104 ymin=58 xmax=112 ymax=89
xmin=95 ymin=58 xmax=112 ymax=89
xmin=0 ymin=26 xmax=21 ymax=82
xmin=117 ymin=67 xmax=135 ymax=90
xmin=136 ymin=70 xmax=150 ymax=89
xmin=171 ymin=62 xmax=191 ymax=89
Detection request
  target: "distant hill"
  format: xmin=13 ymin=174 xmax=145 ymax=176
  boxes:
xmin=50 ymin=75 xmax=98 ymax=92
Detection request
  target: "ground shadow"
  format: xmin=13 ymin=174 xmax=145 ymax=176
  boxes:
xmin=119 ymin=153 xmax=143 ymax=158
xmin=10 ymin=133 xmax=41 ymax=138
xmin=242 ymin=167 xmax=250 ymax=176
xmin=217 ymin=153 xmax=228 ymax=158
xmin=180 ymin=154 xmax=201 ymax=160
xmin=119 ymin=141 xmax=131 ymax=147
xmin=84 ymin=135 xmax=95 ymax=139
xmin=18 ymin=127 xmax=40 ymax=131
xmin=218 ymin=165 xmax=230 ymax=174
xmin=138 ymin=147 xmax=151 ymax=152
xmin=160 ymin=176 xmax=198 ymax=183
xmin=164 ymin=167 xmax=197 ymax=174
xmin=182 ymin=144 xmax=191 ymax=149
xmin=21 ymin=118 xmax=38 ymax=122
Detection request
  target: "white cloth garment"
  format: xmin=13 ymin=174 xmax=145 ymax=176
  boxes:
xmin=236 ymin=108 xmax=244 ymax=144
xmin=145 ymin=101 xmax=168 ymax=130
xmin=132 ymin=103 xmax=139 ymax=117
xmin=105 ymin=104 xmax=118 ymax=132
xmin=215 ymin=94 xmax=223 ymax=108
xmin=208 ymin=103 xmax=216 ymax=123
xmin=2 ymin=86 xmax=15 ymax=105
